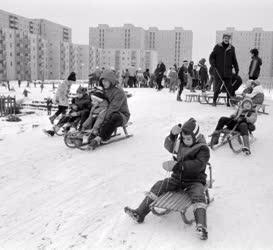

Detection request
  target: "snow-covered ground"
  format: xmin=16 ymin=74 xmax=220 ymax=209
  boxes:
xmin=0 ymin=87 xmax=273 ymax=250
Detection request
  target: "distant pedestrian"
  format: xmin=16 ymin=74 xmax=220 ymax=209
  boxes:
xmin=154 ymin=60 xmax=166 ymax=90
xmin=177 ymin=60 xmax=188 ymax=101
xmin=198 ymin=59 xmax=209 ymax=92
xmin=46 ymin=97 xmax=53 ymax=115
xmin=248 ymin=48 xmax=262 ymax=80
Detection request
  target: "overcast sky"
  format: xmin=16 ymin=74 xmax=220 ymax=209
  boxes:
xmin=1 ymin=0 xmax=273 ymax=62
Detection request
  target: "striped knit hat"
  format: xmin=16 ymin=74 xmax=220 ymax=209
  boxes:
xmin=182 ymin=118 xmax=200 ymax=143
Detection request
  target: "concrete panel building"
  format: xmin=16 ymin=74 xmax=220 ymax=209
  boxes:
xmin=89 ymin=24 xmax=192 ymax=69
xmin=216 ymin=27 xmax=273 ymax=78
xmin=89 ymin=47 xmax=158 ymax=73
xmin=70 ymin=44 xmax=89 ymax=80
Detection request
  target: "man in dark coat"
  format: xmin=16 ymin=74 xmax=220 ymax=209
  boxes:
xmin=248 ymin=48 xmax=262 ymax=80
xmin=154 ymin=60 xmax=166 ymax=90
xmin=209 ymin=33 xmax=239 ymax=106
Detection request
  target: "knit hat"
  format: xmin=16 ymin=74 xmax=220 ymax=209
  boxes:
xmin=182 ymin=118 xmax=200 ymax=143
xmin=91 ymin=89 xmax=107 ymax=102
xmin=99 ymin=69 xmax=118 ymax=86
xmin=199 ymin=58 xmax=206 ymax=65
xmin=67 ymin=72 xmax=76 ymax=81
xmin=76 ymin=86 xmax=86 ymax=95
xmin=241 ymin=98 xmax=253 ymax=110
xmin=223 ymin=33 xmax=232 ymax=39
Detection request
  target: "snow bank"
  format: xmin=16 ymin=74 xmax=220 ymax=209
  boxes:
xmin=0 ymin=88 xmax=272 ymax=250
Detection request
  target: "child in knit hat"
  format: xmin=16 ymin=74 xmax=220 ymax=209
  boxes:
xmin=211 ymin=98 xmax=257 ymax=155
xmin=124 ymin=118 xmax=210 ymax=240
xmin=82 ymin=88 xmax=109 ymax=136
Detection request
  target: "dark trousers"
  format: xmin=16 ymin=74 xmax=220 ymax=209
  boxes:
xmin=57 ymin=115 xmax=79 ymax=128
xmin=177 ymin=81 xmax=185 ymax=97
xmin=156 ymin=76 xmax=163 ymax=90
xmin=99 ymin=112 xmax=124 ymax=140
xmin=47 ymin=107 xmax=52 ymax=115
xmin=216 ymin=117 xmax=253 ymax=136
xmin=213 ymin=76 xmax=233 ymax=103
xmin=150 ymin=177 xmax=206 ymax=203
xmin=200 ymin=79 xmax=207 ymax=91
xmin=79 ymin=110 xmax=90 ymax=130
xmin=54 ymin=105 xmax=68 ymax=117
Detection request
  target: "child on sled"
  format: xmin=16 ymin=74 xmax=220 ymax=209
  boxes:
xmin=80 ymin=89 xmax=109 ymax=143
xmin=210 ymin=98 xmax=257 ymax=155
xmin=124 ymin=118 xmax=210 ymax=240
xmin=44 ymin=86 xmax=91 ymax=136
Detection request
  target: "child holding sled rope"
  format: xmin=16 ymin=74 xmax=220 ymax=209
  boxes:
xmin=124 ymin=118 xmax=210 ymax=240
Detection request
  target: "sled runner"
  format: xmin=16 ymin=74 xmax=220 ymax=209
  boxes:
xmin=208 ymin=129 xmax=255 ymax=154
xmin=150 ymin=163 xmax=213 ymax=225
xmin=64 ymin=122 xmax=133 ymax=150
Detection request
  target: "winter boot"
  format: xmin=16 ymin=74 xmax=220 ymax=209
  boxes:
xmin=177 ymin=95 xmax=182 ymax=102
xmin=194 ymin=207 xmax=208 ymax=240
xmin=43 ymin=129 xmax=55 ymax=137
xmin=49 ymin=114 xmax=56 ymax=124
xmin=124 ymin=196 xmax=154 ymax=223
xmin=212 ymin=101 xmax=217 ymax=107
xmin=210 ymin=131 xmax=220 ymax=147
xmin=88 ymin=136 xmax=102 ymax=150
xmin=242 ymin=135 xmax=251 ymax=155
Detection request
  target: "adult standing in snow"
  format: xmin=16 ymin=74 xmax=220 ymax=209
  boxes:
xmin=177 ymin=60 xmax=188 ymax=101
xmin=154 ymin=60 xmax=166 ymax=91
xmin=198 ymin=58 xmax=209 ymax=92
xmin=209 ymin=33 xmax=239 ymax=106
xmin=49 ymin=72 xmax=76 ymax=124
xmin=248 ymin=48 xmax=262 ymax=80
xmin=89 ymin=70 xmax=130 ymax=148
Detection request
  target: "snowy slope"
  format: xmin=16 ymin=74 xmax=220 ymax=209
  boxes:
xmin=0 ymin=88 xmax=273 ymax=250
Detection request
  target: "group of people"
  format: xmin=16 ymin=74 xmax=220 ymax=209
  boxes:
xmin=124 ymin=77 xmax=265 ymax=240
xmin=41 ymin=33 xmax=265 ymax=241
xmin=44 ymin=70 xmax=130 ymax=149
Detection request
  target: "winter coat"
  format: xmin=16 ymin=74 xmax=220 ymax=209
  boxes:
xmin=168 ymin=70 xmax=178 ymax=81
xmin=164 ymin=133 xmax=210 ymax=185
xmin=178 ymin=66 xmax=188 ymax=86
xmin=245 ymin=85 xmax=264 ymax=105
xmin=188 ymin=63 xmax=194 ymax=77
xmin=154 ymin=63 xmax=166 ymax=79
xmin=209 ymin=42 xmax=239 ymax=78
xmin=248 ymin=56 xmax=262 ymax=80
xmin=192 ymin=69 xmax=199 ymax=80
xmin=54 ymin=80 xmax=72 ymax=107
xmin=232 ymin=108 xmax=257 ymax=125
xmin=199 ymin=65 xmax=209 ymax=82
xmin=104 ymin=86 xmax=130 ymax=125
xmin=71 ymin=93 xmax=91 ymax=115
xmin=231 ymin=74 xmax=242 ymax=92
xmin=83 ymin=100 xmax=108 ymax=130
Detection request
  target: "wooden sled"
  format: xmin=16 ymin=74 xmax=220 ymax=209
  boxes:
xmin=150 ymin=163 xmax=213 ymax=225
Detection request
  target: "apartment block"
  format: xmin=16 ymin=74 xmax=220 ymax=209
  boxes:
xmin=70 ymin=44 xmax=89 ymax=80
xmin=216 ymin=27 xmax=273 ymax=78
xmin=89 ymin=47 xmax=158 ymax=73
xmin=89 ymin=24 xmax=192 ymax=69
xmin=0 ymin=9 xmax=74 ymax=81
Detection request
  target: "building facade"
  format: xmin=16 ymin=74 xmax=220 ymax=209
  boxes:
xmin=216 ymin=27 xmax=273 ymax=78
xmin=89 ymin=47 xmax=158 ymax=73
xmin=70 ymin=44 xmax=89 ymax=80
xmin=0 ymin=9 xmax=78 ymax=81
xmin=89 ymin=24 xmax=192 ymax=69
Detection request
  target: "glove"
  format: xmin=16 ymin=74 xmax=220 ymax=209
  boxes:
xmin=162 ymin=160 xmax=177 ymax=172
xmin=171 ymin=124 xmax=182 ymax=135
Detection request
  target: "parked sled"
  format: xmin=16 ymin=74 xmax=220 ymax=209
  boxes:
xmin=149 ymin=163 xmax=213 ymax=225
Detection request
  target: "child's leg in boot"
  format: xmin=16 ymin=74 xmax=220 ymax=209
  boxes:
xmin=238 ymin=122 xmax=251 ymax=154
xmin=187 ymin=183 xmax=208 ymax=240
xmin=125 ymin=177 xmax=180 ymax=223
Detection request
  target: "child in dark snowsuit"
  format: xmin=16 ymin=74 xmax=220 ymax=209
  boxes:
xmin=211 ymin=98 xmax=257 ymax=155
xmin=124 ymin=118 xmax=210 ymax=240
